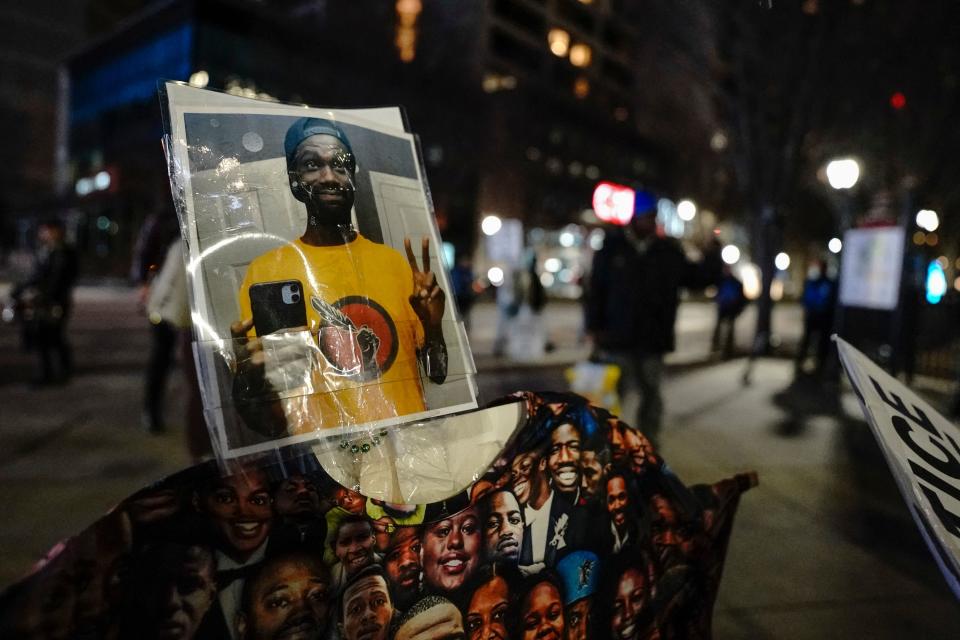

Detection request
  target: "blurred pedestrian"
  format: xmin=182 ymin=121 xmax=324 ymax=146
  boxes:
xmin=711 ymin=265 xmax=747 ymax=359
xmin=585 ymin=192 xmax=719 ymax=441
xmin=144 ymin=238 xmax=211 ymax=459
xmin=507 ymin=249 xmax=552 ymax=359
xmin=12 ymin=219 xmax=78 ymax=385
xmin=795 ymin=259 xmax=836 ymax=376
xmin=131 ymin=211 xmax=180 ymax=434
xmin=492 ymin=264 xmax=517 ymax=358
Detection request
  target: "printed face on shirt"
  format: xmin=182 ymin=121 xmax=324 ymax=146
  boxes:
xmin=608 ymin=423 xmax=628 ymax=466
xmin=273 ymin=475 xmax=320 ymax=518
xmin=565 ymin=598 xmax=592 ymax=640
xmin=340 ymin=575 xmax=393 ymax=640
xmin=383 ymin=528 xmax=422 ymax=598
xmin=239 ymin=555 xmax=331 ymax=640
xmin=335 ymin=521 xmax=376 ymax=577
xmin=421 ymin=508 xmax=481 ymax=592
xmin=650 ymin=494 xmax=678 ymax=526
xmin=290 ymin=134 xmax=356 ymax=217
xmin=611 ymin=568 xmax=649 ymax=640
xmin=548 ymin=424 xmax=582 ymax=495
xmin=482 ymin=491 xmax=524 ymax=562
xmin=622 ymin=428 xmax=651 ymax=473
xmin=510 ymin=452 xmax=539 ymax=507
xmin=197 ymin=469 xmax=272 ymax=560
xmin=580 ymin=450 xmax=604 ymax=499
xmin=336 ymin=488 xmax=366 ymax=515
xmin=606 ymin=476 xmax=629 ymax=531
xmin=520 ymin=581 xmax=564 ymax=640
xmin=141 ymin=544 xmax=216 ymax=640
xmin=465 ymin=575 xmax=510 ymax=640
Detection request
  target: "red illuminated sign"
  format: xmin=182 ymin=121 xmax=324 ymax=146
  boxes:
xmin=592 ymin=181 xmax=635 ymax=225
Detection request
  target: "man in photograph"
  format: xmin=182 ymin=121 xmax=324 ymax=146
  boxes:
xmin=232 ymin=116 xmax=448 ymax=436
xmin=236 ymin=552 xmax=332 ymax=640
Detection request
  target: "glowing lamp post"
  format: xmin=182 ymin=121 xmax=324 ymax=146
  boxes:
xmin=826 ymin=158 xmax=860 ymax=190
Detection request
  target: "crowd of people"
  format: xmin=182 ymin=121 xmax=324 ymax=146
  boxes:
xmin=0 ymin=391 xmax=755 ymax=640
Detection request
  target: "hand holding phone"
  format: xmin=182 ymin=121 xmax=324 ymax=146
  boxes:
xmin=249 ymin=280 xmax=308 ymax=336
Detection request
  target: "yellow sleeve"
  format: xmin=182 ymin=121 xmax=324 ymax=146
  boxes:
xmin=238 ymin=261 xmax=256 ymax=338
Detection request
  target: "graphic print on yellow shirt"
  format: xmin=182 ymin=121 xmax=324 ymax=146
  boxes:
xmin=239 ymin=234 xmax=426 ymax=433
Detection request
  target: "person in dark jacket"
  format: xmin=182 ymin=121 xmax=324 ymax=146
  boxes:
xmin=585 ymin=193 xmax=719 ymax=441
xmin=795 ymin=260 xmax=836 ymax=376
xmin=13 ymin=219 xmax=78 ymax=385
xmin=711 ymin=265 xmax=747 ymax=360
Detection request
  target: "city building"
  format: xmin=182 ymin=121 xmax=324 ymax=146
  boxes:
xmin=60 ymin=0 xmax=682 ymax=276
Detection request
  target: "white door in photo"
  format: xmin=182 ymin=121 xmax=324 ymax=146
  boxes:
xmin=368 ymin=170 xmax=476 ymax=410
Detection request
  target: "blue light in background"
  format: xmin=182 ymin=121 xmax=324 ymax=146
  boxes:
xmin=926 ymin=260 xmax=947 ymax=304
xmin=71 ymin=24 xmax=193 ymax=124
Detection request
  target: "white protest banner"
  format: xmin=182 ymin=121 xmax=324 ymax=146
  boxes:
xmin=837 ymin=337 xmax=960 ymax=599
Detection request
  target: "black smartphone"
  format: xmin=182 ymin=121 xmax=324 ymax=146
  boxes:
xmin=248 ymin=280 xmax=308 ymax=336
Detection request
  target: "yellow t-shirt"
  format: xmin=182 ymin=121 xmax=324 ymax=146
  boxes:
xmin=238 ymin=234 xmax=426 ymax=433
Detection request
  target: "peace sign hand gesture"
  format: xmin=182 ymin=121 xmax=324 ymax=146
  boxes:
xmin=405 ymin=236 xmax=446 ymax=332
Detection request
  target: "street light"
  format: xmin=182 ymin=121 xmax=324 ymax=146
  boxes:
xmin=828 ymin=237 xmax=843 ymax=254
xmin=774 ymin=252 xmax=790 ymax=270
xmin=826 ymin=158 xmax=860 ymax=190
xmin=916 ymin=209 xmax=939 ymax=232
xmin=677 ymin=199 xmax=697 ymax=221
xmin=721 ymin=244 xmax=741 ymax=264
xmin=481 ymin=215 xmax=502 ymax=236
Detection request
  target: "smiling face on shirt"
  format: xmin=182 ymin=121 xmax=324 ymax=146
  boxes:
xmin=421 ymin=507 xmax=481 ymax=593
xmin=334 ymin=521 xmax=376 ymax=578
xmin=606 ymin=476 xmax=630 ymax=532
xmin=197 ymin=468 xmax=272 ymax=562
xmin=547 ymin=424 xmax=582 ymax=495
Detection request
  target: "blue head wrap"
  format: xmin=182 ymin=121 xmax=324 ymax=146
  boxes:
xmin=283 ymin=117 xmax=354 ymax=170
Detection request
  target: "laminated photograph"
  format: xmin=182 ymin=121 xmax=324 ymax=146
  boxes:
xmin=160 ymin=82 xmax=477 ymax=459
